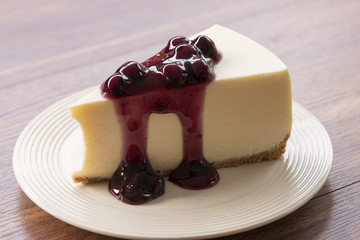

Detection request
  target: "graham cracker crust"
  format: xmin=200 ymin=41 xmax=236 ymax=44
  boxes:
xmin=73 ymin=176 xmax=108 ymax=184
xmin=213 ymin=134 xmax=290 ymax=169
xmin=73 ymin=134 xmax=290 ymax=184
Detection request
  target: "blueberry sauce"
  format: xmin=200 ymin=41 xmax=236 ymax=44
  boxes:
xmin=101 ymin=35 xmax=221 ymax=204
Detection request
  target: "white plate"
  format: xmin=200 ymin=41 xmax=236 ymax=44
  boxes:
xmin=13 ymin=87 xmax=332 ymax=239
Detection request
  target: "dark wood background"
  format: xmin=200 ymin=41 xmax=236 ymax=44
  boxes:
xmin=1 ymin=0 xmax=359 ymax=239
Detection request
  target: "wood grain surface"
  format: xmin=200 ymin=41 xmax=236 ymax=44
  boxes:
xmin=1 ymin=0 xmax=360 ymax=239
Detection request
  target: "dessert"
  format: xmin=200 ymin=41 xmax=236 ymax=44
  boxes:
xmin=70 ymin=25 xmax=292 ymax=204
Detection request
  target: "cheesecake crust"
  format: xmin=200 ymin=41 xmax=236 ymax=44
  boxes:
xmin=73 ymin=176 xmax=108 ymax=184
xmin=213 ymin=134 xmax=290 ymax=168
xmin=73 ymin=134 xmax=290 ymax=184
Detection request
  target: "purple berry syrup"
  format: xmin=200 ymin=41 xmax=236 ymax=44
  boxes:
xmin=101 ymin=35 xmax=221 ymax=204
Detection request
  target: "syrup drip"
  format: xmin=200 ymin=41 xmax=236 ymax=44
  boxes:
xmin=102 ymin=35 xmax=221 ymax=204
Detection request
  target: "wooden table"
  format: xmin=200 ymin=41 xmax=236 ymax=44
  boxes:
xmin=1 ymin=0 xmax=359 ymax=239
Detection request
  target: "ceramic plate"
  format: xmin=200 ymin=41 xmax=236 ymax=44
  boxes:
xmin=13 ymin=87 xmax=332 ymax=239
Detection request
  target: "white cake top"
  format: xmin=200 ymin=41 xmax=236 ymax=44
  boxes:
xmin=75 ymin=25 xmax=287 ymax=104
xmin=198 ymin=25 xmax=286 ymax=81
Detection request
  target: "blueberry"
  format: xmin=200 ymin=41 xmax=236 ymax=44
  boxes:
xmin=118 ymin=61 xmax=149 ymax=80
xmin=183 ymin=59 xmax=211 ymax=85
xmin=164 ymin=36 xmax=191 ymax=53
xmin=109 ymin=149 xmax=165 ymax=205
xmin=192 ymin=35 xmax=221 ymax=63
xmin=101 ymin=74 xmax=131 ymax=97
xmin=162 ymin=64 xmax=186 ymax=88
xmin=191 ymin=59 xmax=211 ymax=80
xmin=174 ymin=44 xmax=199 ymax=59
xmin=101 ymin=61 xmax=153 ymax=97
xmin=114 ymin=61 xmax=154 ymax=95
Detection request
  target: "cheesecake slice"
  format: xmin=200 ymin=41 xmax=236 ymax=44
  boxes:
xmin=70 ymin=25 xmax=292 ymax=186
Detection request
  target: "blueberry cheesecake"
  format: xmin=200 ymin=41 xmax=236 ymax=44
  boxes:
xmin=70 ymin=25 xmax=292 ymax=204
